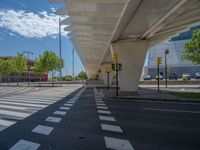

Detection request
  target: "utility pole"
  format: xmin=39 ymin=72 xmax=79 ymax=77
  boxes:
xmin=59 ymin=18 xmax=62 ymax=86
xmin=72 ymin=49 xmax=74 ymax=77
xmin=23 ymin=51 xmax=33 ymax=86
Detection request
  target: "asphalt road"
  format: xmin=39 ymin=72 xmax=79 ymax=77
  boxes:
xmin=0 ymin=87 xmax=199 ymax=150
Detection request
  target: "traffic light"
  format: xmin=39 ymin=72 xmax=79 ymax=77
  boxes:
xmin=157 ymin=57 xmax=162 ymax=65
xmin=112 ymin=52 xmax=118 ymax=63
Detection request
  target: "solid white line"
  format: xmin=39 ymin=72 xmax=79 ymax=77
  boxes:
xmin=143 ymin=108 xmax=200 ymax=114
xmin=0 ymin=119 xmax=16 ymax=127
xmin=0 ymin=110 xmax=30 ymax=118
xmin=46 ymin=116 xmax=61 ymax=123
xmin=99 ymin=116 xmax=116 ymax=122
xmin=101 ymin=124 xmax=123 ymax=133
xmin=104 ymin=136 xmax=134 ymax=150
xmin=98 ymin=110 xmax=111 ymax=114
xmin=32 ymin=125 xmax=54 ymax=135
xmin=9 ymin=139 xmax=40 ymax=150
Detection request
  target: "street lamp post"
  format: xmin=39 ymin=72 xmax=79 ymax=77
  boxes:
xmin=164 ymin=49 xmax=169 ymax=88
xmin=23 ymin=51 xmax=33 ymax=86
xmin=105 ymin=67 xmax=111 ymax=90
xmin=59 ymin=18 xmax=62 ymax=86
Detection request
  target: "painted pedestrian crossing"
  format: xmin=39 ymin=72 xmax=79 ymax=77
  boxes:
xmin=0 ymin=85 xmax=82 ymax=132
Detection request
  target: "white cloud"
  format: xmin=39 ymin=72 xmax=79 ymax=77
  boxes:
xmin=0 ymin=9 xmax=69 ymax=38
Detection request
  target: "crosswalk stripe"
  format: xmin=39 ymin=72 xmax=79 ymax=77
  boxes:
xmin=0 ymin=99 xmax=54 ymax=105
xmin=0 ymin=110 xmax=30 ymax=118
xmin=0 ymin=101 xmax=47 ymax=108
xmin=0 ymin=119 xmax=16 ymax=127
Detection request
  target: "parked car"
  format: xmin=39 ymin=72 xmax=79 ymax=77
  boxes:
xmin=169 ymin=73 xmax=177 ymax=80
xmin=144 ymin=75 xmax=152 ymax=80
xmin=156 ymin=74 xmax=163 ymax=80
xmin=182 ymin=73 xmax=191 ymax=80
xmin=195 ymin=72 xmax=200 ymax=79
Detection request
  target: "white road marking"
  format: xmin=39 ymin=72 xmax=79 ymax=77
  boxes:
xmin=60 ymin=107 xmax=70 ymax=110
xmin=0 ymin=101 xmax=46 ymax=108
xmin=101 ymin=124 xmax=123 ymax=133
xmin=0 ymin=104 xmax=28 ymax=111
xmin=66 ymin=101 xmax=75 ymax=104
xmin=104 ymin=136 xmax=134 ymax=150
xmin=46 ymin=116 xmax=61 ymax=123
xmin=54 ymin=111 xmax=67 ymax=116
xmin=64 ymin=103 xmax=73 ymax=106
xmin=0 ymin=110 xmax=30 ymax=118
xmin=9 ymin=139 xmax=40 ymax=150
xmin=96 ymin=101 xmax=104 ymax=103
xmin=0 ymin=119 xmax=16 ymax=127
xmin=97 ymin=106 xmax=108 ymax=109
xmin=99 ymin=116 xmax=116 ymax=122
xmin=96 ymin=103 xmax=106 ymax=106
xmin=0 ymin=98 xmax=54 ymax=105
xmin=32 ymin=125 xmax=54 ymax=135
xmin=98 ymin=110 xmax=111 ymax=114
xmin=143 ymin=108 xmax=200 ymax=114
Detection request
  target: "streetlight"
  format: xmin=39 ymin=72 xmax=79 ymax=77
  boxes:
xmin=59 ymin=18 xmax=62 ymax=86
xmin=164 ymin=49 xmax=169 ymax=88
xmin=23 ymin=51 xmax=33 ymax=86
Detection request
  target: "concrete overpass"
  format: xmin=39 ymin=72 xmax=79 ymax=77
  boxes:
xmin=49 ymin=0 xmax=200 ymax=92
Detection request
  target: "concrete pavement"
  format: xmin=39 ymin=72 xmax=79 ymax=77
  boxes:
xmin=0 ymin=86 xmax=199 ymax=149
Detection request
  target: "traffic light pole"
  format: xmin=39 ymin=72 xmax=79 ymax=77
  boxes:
xmin=107 ymin=72 xmax=110 ymax=90
xmin=116 ymin=63 xmax=119 ymax=96
xmin=157 ymin=64 xmax=160 ymax=92
xmin=165 ymin=54 xmax=167 ymax=88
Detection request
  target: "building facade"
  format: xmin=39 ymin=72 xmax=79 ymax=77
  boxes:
xmin=146 ymin=40 xmax=200 ymax=78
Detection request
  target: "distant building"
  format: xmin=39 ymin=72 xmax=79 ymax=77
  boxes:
xmin=0 ymin=56 xmax=48 ymax=82
xmin=145 ymin=25 xmax=200 ymax=78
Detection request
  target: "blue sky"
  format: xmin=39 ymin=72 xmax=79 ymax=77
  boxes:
xmin=0 ymin=0 xmax=83 ymax=76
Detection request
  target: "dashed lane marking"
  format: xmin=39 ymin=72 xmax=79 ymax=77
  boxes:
xmin=46 ymin=116 xmax=61 ymax=123
xmin=104 ymin=136 xmax=134 ymax=150
xmin=97 ymin=106 xmax=108 ymax=109
xmin=32 ymin=125 xmax=54 ymax=135
xmin=60 ymin=107 xmax=70 ymax=110
xmin=101 ymin=124 xmax=123 ymax=133
xmin=99 ymin=115 xmax=116 ymax=122
xmin=53 ymin=111 xmax=67 ymax=116
xmin=98 ymin=110 xmax=111 ymax=114
xmin=9 ymin=139 xmax=40 ymax=150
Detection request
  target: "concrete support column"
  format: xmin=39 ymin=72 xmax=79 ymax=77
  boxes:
xmin=100 ymin=63 xmax=113 ymax=86
xmin=112 ymin=40 xmax=149 ymax=92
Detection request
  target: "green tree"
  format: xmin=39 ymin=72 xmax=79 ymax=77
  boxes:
xmin=0 ymin=59 xmax=4 ymax=85
xmin=39 ymin=51 xmax=64 ymax=86
xmin=78 ymin=71 xmax=88 ymax=80
xmin=33 ymin=56 xmax=45 ymax=86
xmin=1 ymin=59 xmax=13 ymax=85
xmin=182 ymin=29 xmax=200 ymax=64
xmin=12 ymin=53 xmax=27 ymax=86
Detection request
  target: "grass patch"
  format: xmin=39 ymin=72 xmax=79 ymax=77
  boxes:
xmin=171 ymin=92 xmax=200 ymax=99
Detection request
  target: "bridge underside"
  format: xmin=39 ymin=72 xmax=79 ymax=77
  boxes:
xmin=50 ymin=0 xmax=200 ymax=91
